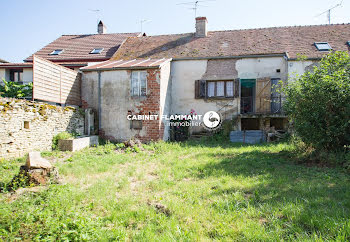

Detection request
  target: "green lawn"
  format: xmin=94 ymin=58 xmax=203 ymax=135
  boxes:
xmin=1 ymin=141 xmax=350 ymax=241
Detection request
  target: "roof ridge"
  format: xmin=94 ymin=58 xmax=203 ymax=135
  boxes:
xmin=125 ymin=23 xmax=350 ymax=38
xmin=209 ymin=23 xmax=350 ymax=33
xmin=61 ymin=32 xmax=141 ymax=37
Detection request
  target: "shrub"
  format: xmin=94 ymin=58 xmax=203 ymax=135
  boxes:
xmin=0 ymin=78 xmax=33 ymax=98
xmin=284 ymin=51 xmax=350 ymax=151
xmin=52 ymin=132 xmax=74 ymax=150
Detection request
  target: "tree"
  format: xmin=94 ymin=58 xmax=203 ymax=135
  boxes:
xmin=284 ymin=51 xmax=350 ymax=151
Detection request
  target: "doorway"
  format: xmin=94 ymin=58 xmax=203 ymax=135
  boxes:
xmin=240 ymin=79 xmax=255 ymax=114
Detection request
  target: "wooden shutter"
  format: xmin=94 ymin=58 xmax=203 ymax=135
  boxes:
xmin=234 ymin=78 xmax=240 ymax=98
xmin=255 ymin=77 xmax=271 ymax=113
xmin=195 ymin=80 xmax=206 ymax=99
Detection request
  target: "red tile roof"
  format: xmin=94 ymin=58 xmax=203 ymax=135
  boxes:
xmin=81 ymin=58 xmax=172 ymax=71
xmin=112 ymin=24 xmax=350 ymax=60
xmin=0 ymin=63 xmax=32 ymax=68
xmin=25 ymin=33 xmax=141 ymax=62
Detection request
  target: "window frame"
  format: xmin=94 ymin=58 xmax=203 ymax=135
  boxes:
xmin=130 ymin=120 xmax=142 ymax=130
xmin=90 ymin=48 xmax=104 ymax=54
xmin=314 ymin=42 xmax=332 ymax=51
xmin=49 ymin=49 xmax=64 ymax=55
xmin=10 ymin=69 xmax=23 ymax=83
xmin=131 ymin=71 xmax=147 ymax=97
xmin=206 ymin=80 xmax=235 ymax=99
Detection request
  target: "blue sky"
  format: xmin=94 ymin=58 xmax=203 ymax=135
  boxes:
xmin=1 ymin=0 xmax=349 ymax=62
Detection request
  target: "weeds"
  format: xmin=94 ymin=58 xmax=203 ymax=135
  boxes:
xmin=1 ymin=140 xmax=350 ymax=240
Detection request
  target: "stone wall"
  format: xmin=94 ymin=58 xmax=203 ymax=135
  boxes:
xmin=0 ymin=98 xmax=84 ymax=159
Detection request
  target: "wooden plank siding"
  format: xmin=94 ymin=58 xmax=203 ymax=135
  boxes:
xmin=33 ymin=55 xmax=81 ymax=106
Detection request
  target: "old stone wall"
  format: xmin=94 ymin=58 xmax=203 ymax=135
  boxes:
xmin=0 ymin=98 xmax=84 ymax=159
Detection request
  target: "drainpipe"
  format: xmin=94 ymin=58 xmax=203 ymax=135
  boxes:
xmin=98 ymin=71 xmax=102 ymax=131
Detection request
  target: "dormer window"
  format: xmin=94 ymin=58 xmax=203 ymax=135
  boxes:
xmin=49 ymin=49 xmax=63 ymax=55
xmin=90 ymin=48 xmax=104 ymax=54
xmin=314 ymin=42 xmax=332 ymax=51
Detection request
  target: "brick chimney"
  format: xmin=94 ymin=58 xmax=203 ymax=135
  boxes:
xmin=195 ymin=17 xmax=208 ymax=37
xmin=98 ymin=20 xmax=107 ymax=34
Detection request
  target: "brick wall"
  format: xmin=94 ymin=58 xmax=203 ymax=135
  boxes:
xmin=0 ymin=98 xmax=84 ymax=159
xmin=134 ymin=69 xmax=164 ymax=142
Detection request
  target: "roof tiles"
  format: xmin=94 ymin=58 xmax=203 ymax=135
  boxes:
xmin=111 ymin=24 xmax=350 ymax=60
xmin=25 ymin=33 xmax=141 ymax=62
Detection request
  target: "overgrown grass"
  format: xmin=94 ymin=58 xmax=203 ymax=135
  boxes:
xmin=1 ymin=140 xmax=350 ymax=241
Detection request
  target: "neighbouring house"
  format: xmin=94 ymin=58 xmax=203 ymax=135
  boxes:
xmin=81 ymin=17 xmax=350 ymax=142
xmin=0 ymin=21 xmax=141 ymax=85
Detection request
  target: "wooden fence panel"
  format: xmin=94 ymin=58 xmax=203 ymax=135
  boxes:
xmin=33 ymin=55 xmax=81 ymax=106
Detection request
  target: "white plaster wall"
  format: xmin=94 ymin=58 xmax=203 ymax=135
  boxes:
xmin=160 ymin=62 xmax=171 ymax=140
xmin=287 ymin=60 xmax=318 ymax=81
xmin=171 ymin=57 xmax=287 ymax=116
xmin=23 ymin=68 xmax=33 ymax=84
xmin=0 ymin=68 xmax=5 ymax=82
xmin=171 ymin=60 xmax=217 ymax=115
xmin=236 ymin=57 xmax=286 ymax=80
xmin=99 ymin=70 xmax=143 ymax=141
xmin=0 ymin=68 xmax=32 ymax=84
xmin=81 ymin=71 xmax=99 ymax=111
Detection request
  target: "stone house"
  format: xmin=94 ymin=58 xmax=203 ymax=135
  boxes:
xmin=81 ymin=59 xmax=172 ymax=141
xmin=81 ymin=17 xmax=350 ymax=142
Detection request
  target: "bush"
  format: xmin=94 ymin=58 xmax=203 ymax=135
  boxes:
xmin=52 ymin=132 xmax=74 ymax=150
xmin=0 ymin=78 xmax=33 ymax=98
xmin=284 ymin=51 xmax=350 ymax=151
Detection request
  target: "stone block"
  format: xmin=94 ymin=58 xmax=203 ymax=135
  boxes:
xmin=26 ymin=152 xmax=52 ymax=169
xmin=58 ymin=135 xmax=99 ymax=152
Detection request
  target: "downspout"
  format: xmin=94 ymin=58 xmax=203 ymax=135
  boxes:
xmin=98 ymin=71 xmax=102 ymax=131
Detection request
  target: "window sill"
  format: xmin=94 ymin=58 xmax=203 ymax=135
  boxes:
xmin=131 ymin=95 xmax=147 ymax=99
xmin=206 ymin=97 xmax=235 ymax=100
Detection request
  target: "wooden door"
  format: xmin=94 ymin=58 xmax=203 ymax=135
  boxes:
xmin=255 ymin=78 xmax=271 ymax=114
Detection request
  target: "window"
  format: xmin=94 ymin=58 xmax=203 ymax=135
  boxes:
xmin=207 ymin=80 xmax=235 ymax=98
xmin=24 ymin=121 xmax=30 ymax=129
xmin=10 ymin=69 xmax=23 ymax=83
xmin=314 ymin=42 xmax=332 ymax=51
xmin=49 ymin=49 xmax=63 ymax=55
xmin=130 ymin=120 xmax=142 ymax=130
xmin=131 ymin=71 xmax=147 ymax=96
xmin=90 ymin=48 xmax=104 ymax=54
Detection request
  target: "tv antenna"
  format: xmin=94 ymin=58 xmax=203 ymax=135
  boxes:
xmin=177 ymin=0 xmax=215 ymax=18
xmin=315 ymin=0 xmax=343 ymax=24
xmin=139 ymin=19 xmax=151 ymax=34
xmin=89 ymin=9 xmax=101 ymax=25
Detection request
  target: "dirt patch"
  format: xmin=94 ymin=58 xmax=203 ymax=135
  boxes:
xmin=6 ymin=186 xmax=47 ymax=203
xmin=45 ymin=153 xmax=72 ymax=164
xmin=147 ymin=200 xmax=171 ymax=216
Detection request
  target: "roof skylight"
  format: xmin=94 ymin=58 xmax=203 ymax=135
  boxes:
xmin=49 ymin=49 xmax=64 ymax=55
xmin=347 ymin=41 xmax=350 ymax=47
xmin=90 ymin=48 xmax=104 ymax=54
xmin=314 ymin=42 xmax=332 ymax=51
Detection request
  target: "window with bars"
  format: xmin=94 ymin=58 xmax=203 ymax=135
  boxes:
xmin=131 ymin=71 xmax=147 ymax=96
xmin=207 ymin=80 xmax=235 ymax=98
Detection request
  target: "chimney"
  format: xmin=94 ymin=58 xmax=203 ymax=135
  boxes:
xmin=98 ymin=20 xmax=107 ymax=34
xmin=195 ymin=17 xmax=208 ymax=37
